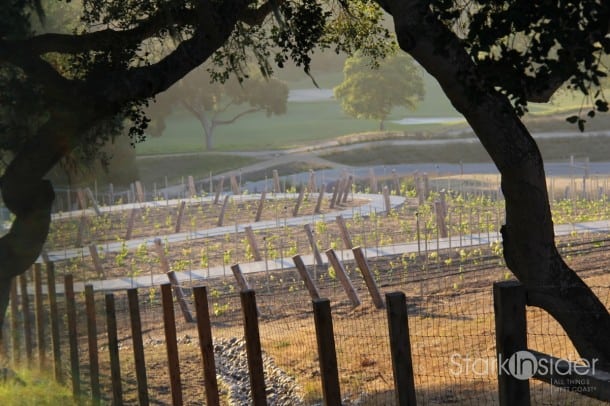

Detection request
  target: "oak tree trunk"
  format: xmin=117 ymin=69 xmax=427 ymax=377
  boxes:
xmin=387 ymin=0 xmax=610 ymax=368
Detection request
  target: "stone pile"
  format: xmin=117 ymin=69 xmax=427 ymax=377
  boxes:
xmin=214 ymin=337 xmax=304 ymax=405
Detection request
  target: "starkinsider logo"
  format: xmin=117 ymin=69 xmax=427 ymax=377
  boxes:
xmin=450 ymin=350 xmax=598 ymax=380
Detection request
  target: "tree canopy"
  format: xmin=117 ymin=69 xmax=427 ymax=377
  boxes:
xmin=334 ymin=50 xmax=424 ymax=129
xmin=3 ymin=0 xmax=610 ymax=372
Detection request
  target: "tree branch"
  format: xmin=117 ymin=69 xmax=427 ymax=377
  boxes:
xmin=238 ymin=0 xmax=285 ymax=26
xmin=4 ymin=5 xmax=196 ymax=55
xmin=213 ymin=107 xmax=262 ymax=126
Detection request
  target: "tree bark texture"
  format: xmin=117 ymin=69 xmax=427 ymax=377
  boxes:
xmin=384 ymin=0 xmax=610 ymax=367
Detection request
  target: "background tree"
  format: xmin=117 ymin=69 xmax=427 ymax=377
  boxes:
xmin=149 ymin=68 xmax=289 ymax=150
xmin=334 ymin=51 xmax=424 ymax=130
xmin=375 ymin=0 xmax=610 ymax=367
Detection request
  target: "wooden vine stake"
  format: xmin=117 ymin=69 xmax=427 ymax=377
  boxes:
xmin=325 ymin=249 xmax=360 ymax=307
xmin=125 ymin=208 xmax=138 ymax=240
xmin=341 ymin=175 xmax=353 ymax=203
xmin=335 ymin=215 xmax=353 ymax=249
xmin=314 ymin=184 xmax=325 ymax=214
xmin=292 ymin=255 xmax=321 ymax=300
xmin=188 ymin=175 xmax=196 ymax=198
xmin=304 ymin=224 xmax=324 ymax=267
xmin=154 ymin=238 xmax=194 ymax=323
xmin=352 ymin=247 xmax=385 ymax=309
xmin=135 ymin=180 xmax=145 ymax=203
xmin=230 ymin=175 xmax=240 ymax=195
xmin=254 ymin=191 xmax=266 ymax=222
xmin=244 ymin=226 xmax=262 ymax=261
xmin=217 ymin=195 xmax=230 ymax=227
xmin=175 ymin=201 xmax=186 ymax=233
xmin=76 ymin=188 xmax=88 ymax=211
xmin=272 ymin=170 xmax=281 ymax=193
xmin=383 ymin=186 xmax=391 ymax=214
xmin=85 ymin=187 xmax=102 ymax=215
xmin=292 ymin=185 xmax=305 ymax=217
xmin=214 ymin=176 xmax=224 ymax=204
xmin=369 ymin=168 xmax=378 ymax=194
xmin=88 ymin=244 xmax=106 ymax=279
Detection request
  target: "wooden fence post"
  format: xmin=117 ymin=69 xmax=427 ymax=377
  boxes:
xmin=292 ymin=185 xmax=305 ymax=217
xmin=240 ymin=290 xmax=267 ymax=406
xmin=84 ymin=285 xmax=101 ymax=404
xmin=105 ymin=293 xmax=123 ymax=405
xmin=352 ymin=247 xmax=385 ymax=309
xmin=304 ymin=224 xmax=324 ymax=267
xmin=175 ymin=201 xmax=186 ymax=233
xmin=312 ymin=298 xmax=341 ymax=406
xmin=193 ymin=286 xmax=220 ymax=406
xmin=392 ymin=169 xmax=400 ymax=194
xmin=292 ymin=255 xmax=321 ymax=300
xmin=47 ymin=262 xmax=63 ymax=383
xmin=64 ymin=275 xmax=80 ymax=397
xmin=161 ymin=284 xmax=184 ymax=406
xmin=386 ymin=292 xmax=417 ymax=406
xmin=244 ymin=227 xmax=262 ymax=261
xmin=9 ymin=279 xmax=19 ymax=365
xmin=19 ymin=273 xmax=33 ymax=366
xmin=255 ymin=191 xmax=266 ymax=222
xmin=88 ymin=244 xmax=106 ymax=279
xmin=493 ymin=281 xmax=530 ymax=406
xmin=217 ymin=195 xmax=230 ymax=227
xmin=325 ymin=249 xmax=360 ymax=307
xmin=33 ymin=264 xmax=46 ymax=369
xmin=127 ymin=288 xmax=150 ymax=406
xmin=166 ymin=270 xmax=195 ymax=323
xmin=335 ymin=215 xmax=353 ymax=249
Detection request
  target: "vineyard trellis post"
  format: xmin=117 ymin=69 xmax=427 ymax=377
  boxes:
xmin=386 ymin=292 xmax=417 ymax=406
xmin=193 ymin=286 xmax=220 ymax=406
xmin=493 ymin=281 xmax=530 ymax=406
xmin=312 ymin=298 xmax=342 ymax=406
xmin=241 ymin=289 xmax=268 ymax=406
xmin=105 ymin=293 xmax=123 ymax=405
xmin=127 ymin=288 xmax=150 ymax=406
xmin=84 ymin=284 xmax=101 ymax=404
